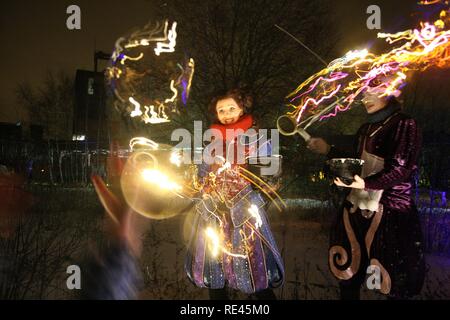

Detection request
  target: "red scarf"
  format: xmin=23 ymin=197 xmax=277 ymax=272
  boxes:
xmin=210 ymin=114 xmax=253 ymax=141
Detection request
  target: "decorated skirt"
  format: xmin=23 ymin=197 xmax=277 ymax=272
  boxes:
xmin=184 ymin=185 xmax=284 ymax=294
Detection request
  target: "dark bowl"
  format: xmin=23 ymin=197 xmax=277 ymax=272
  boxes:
xmin=326 ymin=158 xmax=364 ymax=185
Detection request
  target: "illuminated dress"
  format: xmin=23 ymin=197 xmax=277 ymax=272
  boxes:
xmin=184 ymin=115 xmax=284 ymax=294
xmin=328 ymin=99 xmax=425 ymax=298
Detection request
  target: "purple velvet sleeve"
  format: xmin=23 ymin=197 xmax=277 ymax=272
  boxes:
xmin=364 ymin=119 xmax=422 ymax=191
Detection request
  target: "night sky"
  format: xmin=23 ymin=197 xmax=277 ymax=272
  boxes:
xmin=0 ymin=0 xmax=425 ymax=123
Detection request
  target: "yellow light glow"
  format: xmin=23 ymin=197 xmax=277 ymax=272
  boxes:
xmin=129 ymin=137 xmax=159 ymax=151
xmin=205 ymin=227 xmax=220 ymax=257
xmin=120 ymin=53 xmax=144 ymax=65
xmin=164 ymin=80 xmax=178 ymax=104
xmin=248 ymin=204 xmax=262 ymax=229
xmin=129 ymin=97 xmax=143 ymax=117
xmin=154 ymin=21 xmax=177 ymax=56
xmin=142 ymin=105 xmax=170 ymax=124
xmin=204 ymin=227 xmax=247 ymax=259
xmin=141 ymin=169 xmax=182 ymax=192
xmin=170 ymin=151 xmax=182 ymax=167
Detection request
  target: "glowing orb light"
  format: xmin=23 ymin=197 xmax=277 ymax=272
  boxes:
xmin=120 ymin=142 xmax=193 ymax=220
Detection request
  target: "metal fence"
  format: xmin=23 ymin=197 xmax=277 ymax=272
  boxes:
xmin=0 ymin=139 xmax=448 ymax=194
xmin=0 ymin=139 xmax=109 ymax=186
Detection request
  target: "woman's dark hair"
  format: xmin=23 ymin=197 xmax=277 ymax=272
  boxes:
xmin=208 ymin=88 xmax=254 ymax=123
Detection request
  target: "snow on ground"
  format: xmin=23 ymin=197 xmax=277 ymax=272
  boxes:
xmin=137 ymin=199 xmax=450 ymax=300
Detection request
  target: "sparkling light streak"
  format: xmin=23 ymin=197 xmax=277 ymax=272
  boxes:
xmin=107 ymin=19 xmax=195 ymax=125
xmin=141 ymin=168 xmax=182 ymax=192
xmin=280 ymin=14 xmax=450 ymax=131
xmin=248 ymin=204 xmax=262 ymax=229
xmin=154 ymin=21 xmax=177 ymax=56
xmin=204 ymin=227 xmax=247 ymax=259
xmin=129 ymin=137 xmax=159 ymax=151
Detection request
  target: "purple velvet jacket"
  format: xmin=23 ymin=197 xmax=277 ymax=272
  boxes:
xmin=329 ymin=111 xmax=422 ymax=212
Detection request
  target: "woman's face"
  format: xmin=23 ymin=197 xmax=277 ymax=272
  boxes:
xmin=216 ymin=97 xmax=244 ymax=125
xmin=362 ymin=90 xmax=389 ymax=114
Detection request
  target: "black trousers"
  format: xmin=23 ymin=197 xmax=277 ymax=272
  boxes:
xmin=337 ymin=212 xmax=371 ymax=300
xmin=333 ymin=203 xmax=424 ymax=300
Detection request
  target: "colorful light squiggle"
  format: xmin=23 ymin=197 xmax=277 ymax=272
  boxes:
xmin=107 ymin=20 xmax=195 ymax=124
xmin=282 ymin=13 xmax=450 ymax=130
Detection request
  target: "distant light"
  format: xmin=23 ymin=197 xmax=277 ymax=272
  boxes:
xmin=88 ymin=78 xmax=95 ymax=95
xmin=72 ymin=134 xmax=86 ymax=141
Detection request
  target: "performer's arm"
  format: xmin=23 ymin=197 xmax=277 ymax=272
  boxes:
xmin=364 ymin=119 xmax=421 ymax=190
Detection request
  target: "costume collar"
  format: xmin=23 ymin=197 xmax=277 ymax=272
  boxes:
xmin=210 ymin=114 xmax=253 ymax=141
xmin=367 ymin=98 xmax=401 ymax=124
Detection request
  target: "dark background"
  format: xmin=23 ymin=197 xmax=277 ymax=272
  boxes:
xmin=0 ymin=0 xmax=427 ymax=123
